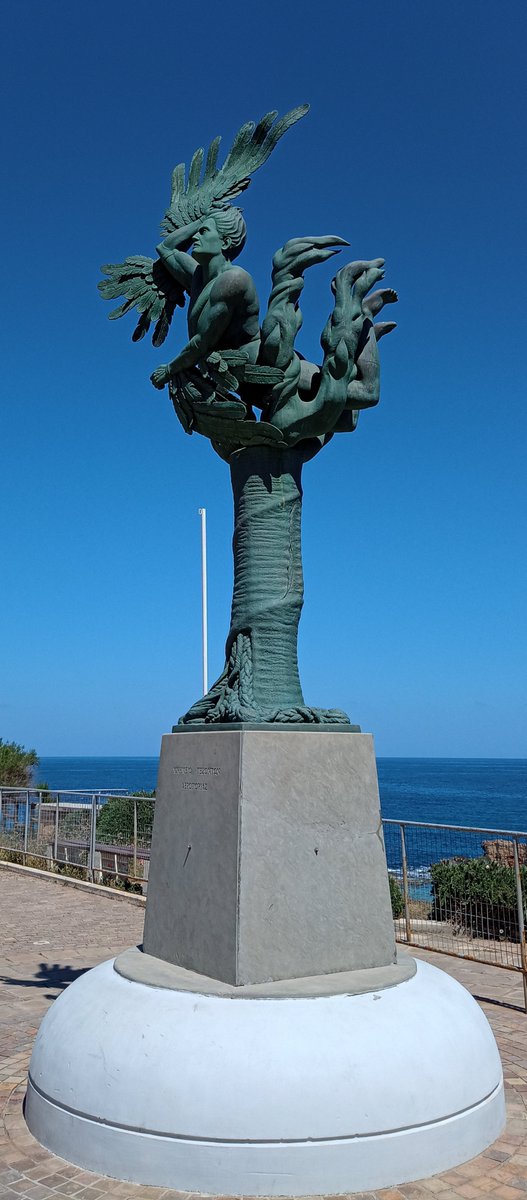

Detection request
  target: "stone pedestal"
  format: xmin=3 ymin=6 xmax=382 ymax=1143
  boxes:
xmin=143 ymin=729 xmax=396 ymax=984
xmin=25 ymin=727 xmax=506 ymax=1194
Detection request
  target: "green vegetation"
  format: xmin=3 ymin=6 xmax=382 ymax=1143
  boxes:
xmin=0 ymin=835 xmax=50 ymax=869
xmin=98 ymin=872 xmax=143 ymax=894
xmin=96 ymin=791 xmax=155 ymax=845
xmin=0 ymin=739 xmax=38 ymax=786
xmin=430 ymin=856 xmax=527 ymax=941
xmin=388 ymin=873 xmax=404 ymax=918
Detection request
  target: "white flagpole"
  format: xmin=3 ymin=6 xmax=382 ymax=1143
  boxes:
xmin=198 ymin=508 xmax=208 ymax=695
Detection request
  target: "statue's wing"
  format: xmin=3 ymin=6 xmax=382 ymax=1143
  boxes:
xmin=160 ymin=105 xmax=309 ymax=235
xmin=98 ymin=256 xmax=186 ymax=347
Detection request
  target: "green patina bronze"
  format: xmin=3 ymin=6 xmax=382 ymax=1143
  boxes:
xmin=99 ymin=106 xmax=397 ymax=726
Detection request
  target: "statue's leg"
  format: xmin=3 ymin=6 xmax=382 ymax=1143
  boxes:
xmin=344 ymin=318 xmax=381 ymax=410
xmin=363 ymin=287 xmax=398 ymax=318
xmin=340 ymin=315 xmax=396 ymax=417
xmin=374 ymin=320 xmax=397 ymax=341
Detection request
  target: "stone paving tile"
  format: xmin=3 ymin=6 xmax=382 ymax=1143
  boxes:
xmin=2 ymin=866 xmax=527 ymax=1199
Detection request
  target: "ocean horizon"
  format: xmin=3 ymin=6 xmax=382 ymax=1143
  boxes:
xmin=33 ymin=755 xmax=527 ymax=835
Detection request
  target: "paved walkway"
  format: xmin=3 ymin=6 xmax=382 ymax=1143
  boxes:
xmin=1 ymin=865 xmax=527 ymax=1200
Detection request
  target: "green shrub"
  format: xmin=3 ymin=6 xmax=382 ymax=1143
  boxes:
xmin=103 ymin=874 xmax=143 ymax=894
xmin=96 ymin=791 xmax=155 ymax=845
xmin=0 ymin=845 xmax=57 ymax=869
xmin=388 ymin=873 xmax=404 ymax=918
xmin=37 ymin=782 xmax=53 ymax=801
xmin=0 ymin=739 xmax=38 ymax=786
xmin=0 ymin=846 xmax=24 ymax=865
xmin=430 ymin=856 xmax=527 ymax=941
xmin=53 ymin=863 xmax=87 ymax=881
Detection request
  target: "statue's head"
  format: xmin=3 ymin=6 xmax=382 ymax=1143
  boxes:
xmin=192 ymin=206 xmax=247 ymax=264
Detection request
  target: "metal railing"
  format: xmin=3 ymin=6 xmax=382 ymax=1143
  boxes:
xmin=0 ymin=787 xmax=155 ymax=893
xmin=2 ymin=791 xmax=527 ymax=1009
xmin=384 ymin=818 xmax=527 ymax=1011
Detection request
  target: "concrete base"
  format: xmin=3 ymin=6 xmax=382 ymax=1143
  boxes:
xmin=143 ymin=729 xmax=396 ymax=984
xmin=25 ymin=951 xmax=505 ymax=1196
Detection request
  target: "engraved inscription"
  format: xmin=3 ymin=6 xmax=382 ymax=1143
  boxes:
xmin=173 ymin=764 xmax=220 ymax=791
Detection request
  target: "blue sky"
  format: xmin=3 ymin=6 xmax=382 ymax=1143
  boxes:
xmin=2 ymin=0 xmax=526 ymax=757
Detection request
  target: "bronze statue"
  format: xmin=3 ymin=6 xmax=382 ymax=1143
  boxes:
xmin=99 ymin=106 xmax=397 ymax=726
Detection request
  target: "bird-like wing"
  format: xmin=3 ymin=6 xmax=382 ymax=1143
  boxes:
xmin=160 ymin=105 xmax=309 ymax=235
xmin=98 ymin=256 xmax=186 ymax=347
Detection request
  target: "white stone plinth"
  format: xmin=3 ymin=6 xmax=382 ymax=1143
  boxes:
xmin=25 ymin=952 xmax=505 ymax=1196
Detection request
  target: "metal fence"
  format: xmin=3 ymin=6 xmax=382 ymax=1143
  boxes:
xmin=2 ymin=791 xmax=527 ymax=1009
xmin=384 ymin=819 xmax=527 ymax=1010
xmin=0 ymin=788 xmax=155 ymax=893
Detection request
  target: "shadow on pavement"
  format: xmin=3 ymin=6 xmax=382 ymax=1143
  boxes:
xmin=473 ymin=992 xmax=526 ymax=1014
xmin=0 ymin=960 xmax=88 ymax=999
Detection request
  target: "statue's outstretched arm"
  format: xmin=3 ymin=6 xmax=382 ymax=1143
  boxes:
xmin=156 ymin=220 xmax=201 ymax=292
xmin=151 ymin=295 xmax=231 ymax=389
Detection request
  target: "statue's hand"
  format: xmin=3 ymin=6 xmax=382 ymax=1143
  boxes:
xmin=160 ymin=219 xmax=203 ymax=253
xmin=150 ymin=364 xmax=171 ymax=389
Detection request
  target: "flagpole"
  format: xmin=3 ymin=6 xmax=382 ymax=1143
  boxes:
xmin=198 ymin=508 xmax=208 ymax=695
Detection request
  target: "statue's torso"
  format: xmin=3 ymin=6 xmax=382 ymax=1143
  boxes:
xmin=188 ymin=265 xmax=260 ymax=360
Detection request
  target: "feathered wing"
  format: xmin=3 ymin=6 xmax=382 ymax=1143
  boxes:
xmin=160 ymin=105 xmax=309 ymax=235
xmin=99 ymin=105 xmax=308 ymax=345
xmin=98 ymin=256 xmax=186 ymax=347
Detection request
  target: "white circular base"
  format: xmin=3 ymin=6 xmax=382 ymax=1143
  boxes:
xmin=25 ymin=955 xmax=505 ymax=1196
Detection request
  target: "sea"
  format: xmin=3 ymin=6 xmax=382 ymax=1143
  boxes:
xmin=28 ymin=756 xmax=527 ymax=882
xmin=36 ymin=756 xmax=527 ymax=831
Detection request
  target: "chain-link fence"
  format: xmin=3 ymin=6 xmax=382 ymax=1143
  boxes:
xmin=383 ymin=819 xmax=527 ymax=1009
xmin=0 ymin=788 xmax=155 ymax=893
